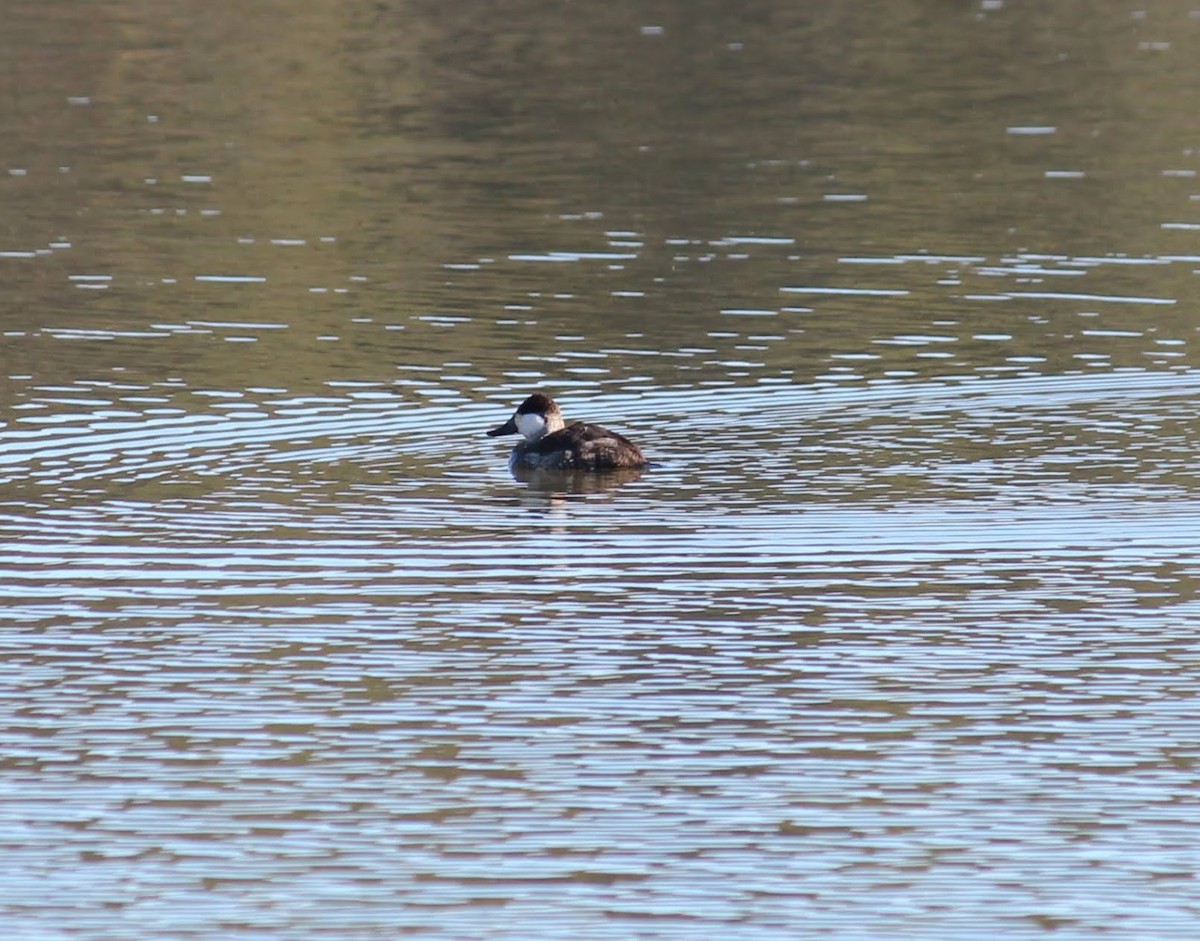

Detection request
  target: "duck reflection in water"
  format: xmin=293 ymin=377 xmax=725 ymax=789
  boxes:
xmin=512 ymin=464 xmax=647 ymax=496
xmin=487 ymin=392 xmax=649 ymax=473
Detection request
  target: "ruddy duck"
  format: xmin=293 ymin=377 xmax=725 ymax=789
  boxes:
xmin=487 ymin=392 xmax=649 ymax=470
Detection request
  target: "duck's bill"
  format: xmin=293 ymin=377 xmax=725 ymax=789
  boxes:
xmin=487 ymin=417 xmax=517 ymax=437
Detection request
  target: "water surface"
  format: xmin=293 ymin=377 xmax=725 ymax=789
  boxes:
xmin=3 ymin=2 xmax=1200 ymax=938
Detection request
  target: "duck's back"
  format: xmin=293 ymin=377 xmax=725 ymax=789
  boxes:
xmin=515 ymin=421 xmax=647 ymax=470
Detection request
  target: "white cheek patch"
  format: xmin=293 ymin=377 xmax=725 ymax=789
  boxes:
xmin=515 ymin=412 xmax=547 ymax=440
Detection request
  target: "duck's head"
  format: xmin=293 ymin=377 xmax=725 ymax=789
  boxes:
xmin=487 ymin=392 xmax=566 ymax=442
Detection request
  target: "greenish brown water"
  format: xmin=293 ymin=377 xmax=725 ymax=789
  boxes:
xmin=4 ymin=2 xmax=1200 ymax=939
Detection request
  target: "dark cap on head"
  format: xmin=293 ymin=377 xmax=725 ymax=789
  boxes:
xmin=516 ymin=392 xmax=557 ymax=415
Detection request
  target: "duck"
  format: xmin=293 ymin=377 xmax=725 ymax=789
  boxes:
xmin=487 ymin=392 xmax=649 ymax=470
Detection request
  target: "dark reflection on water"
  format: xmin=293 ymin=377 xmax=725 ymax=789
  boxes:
xmin=4 ymin=0 xmax=1200 ymax=939
xmin=509 ymin=465 xmax=647 ymax=495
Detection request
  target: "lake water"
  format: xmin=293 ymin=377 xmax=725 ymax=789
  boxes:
xmin=3 ymin=2 xmax=1200 ymax=938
